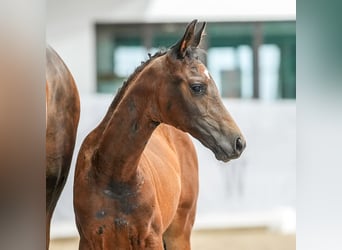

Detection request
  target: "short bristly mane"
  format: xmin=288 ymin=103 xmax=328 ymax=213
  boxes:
xmin=111 ymin=50 xmax=167 ymax=109
xmin=96 ymin=50 xmax=167 ymax=129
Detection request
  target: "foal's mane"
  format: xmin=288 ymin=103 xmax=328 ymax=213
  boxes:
xmin=99 ymin=50 xmax=167 ymax=126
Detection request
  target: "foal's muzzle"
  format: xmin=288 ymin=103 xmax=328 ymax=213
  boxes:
xmin=234 ymin=136 xmax=246 ymax=156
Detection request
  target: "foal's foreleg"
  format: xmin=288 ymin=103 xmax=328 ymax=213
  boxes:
xmin=162 ymin=207 xmax=196 ymax=250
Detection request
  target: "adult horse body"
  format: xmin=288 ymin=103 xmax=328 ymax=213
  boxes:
xmin=74 ymin=20 xmax=245 ymax=249
xmin=46 ymin=46 xmax=80 ymax=248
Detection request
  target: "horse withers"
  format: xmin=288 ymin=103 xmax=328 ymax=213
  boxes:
xmin=74 ymin=20 xmax=245 ymax=250
xmin=46 ymin=46 xmax=80 ymax=249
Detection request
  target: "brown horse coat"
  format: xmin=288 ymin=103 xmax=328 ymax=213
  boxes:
xmin=46 ymin=46 xmax=80 ymax=249
xmin=74 ymin=20 xmax=245 ymax=250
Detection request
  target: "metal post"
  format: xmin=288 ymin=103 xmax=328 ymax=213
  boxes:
xmin=252 ymin=22 xmax=263 ymax=99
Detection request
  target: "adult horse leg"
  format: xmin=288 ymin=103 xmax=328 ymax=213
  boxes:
xmin=46 ymin=159 xmax=71 ymax=248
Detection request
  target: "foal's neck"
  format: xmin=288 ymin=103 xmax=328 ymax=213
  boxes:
xmin=94 ymin=57 xmax=164 ymax=184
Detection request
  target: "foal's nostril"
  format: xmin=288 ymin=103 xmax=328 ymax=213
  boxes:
xmin=235 ymin=137 xmax=245 ymax=154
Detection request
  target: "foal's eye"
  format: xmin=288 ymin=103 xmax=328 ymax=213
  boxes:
xmin=190 ymin=83 xmax=206 ymax=95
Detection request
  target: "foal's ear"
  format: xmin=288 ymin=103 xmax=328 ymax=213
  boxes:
xmin=193 ymin=22 xmax=206 ymax=48
xmin=170 ymin=19 xmax=198 ymax=59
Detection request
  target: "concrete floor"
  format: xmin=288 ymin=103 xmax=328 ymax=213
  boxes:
xmin=50 ymin=228 xmax=295 ymax=250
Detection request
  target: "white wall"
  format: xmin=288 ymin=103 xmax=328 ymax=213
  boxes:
xmin=46 ymin=0 xmax=150 ymax=93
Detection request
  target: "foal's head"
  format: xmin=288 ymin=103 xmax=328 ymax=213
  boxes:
xmin=154 ymin=20 xmax=246 ymax=162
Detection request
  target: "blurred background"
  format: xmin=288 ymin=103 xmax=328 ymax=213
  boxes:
xmin=47 ymin=0 xmax=296 ymax=249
